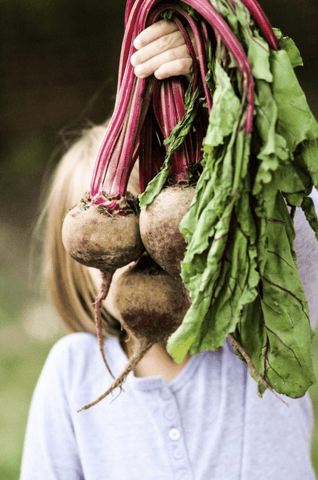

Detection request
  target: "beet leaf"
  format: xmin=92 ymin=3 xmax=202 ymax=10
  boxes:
xmin=167 ymin=0 xmax=318 ymax=398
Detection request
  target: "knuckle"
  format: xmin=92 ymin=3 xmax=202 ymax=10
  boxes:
xmin=160 ymin=18 xmax=173 ymax=29
xmin=156 ymin=56 xmax=192 ymax=80
xmin=158 ymin=18 xmax=179 ymax=33
xmin=160 ymin=34 xmax=174 ymax=50
xmin=165 ymin=47 xmax=176 ymax=62
xmin=176 ymin=58 xmax=192 ymax=75
xmin=131 ymin=51 xmax=140 ymax=67
xmin=159 ymin=30 xmax=183 ymax=52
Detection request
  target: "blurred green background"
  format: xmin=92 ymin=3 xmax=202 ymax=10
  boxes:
xmin=0 ymin=1 xmax=317 ymax=479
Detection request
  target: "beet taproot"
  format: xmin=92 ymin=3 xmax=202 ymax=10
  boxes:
xmin=78 ymin=255 xmax=190 ymax=411
xmin=62 ymin=191 xmax=144 ymax=377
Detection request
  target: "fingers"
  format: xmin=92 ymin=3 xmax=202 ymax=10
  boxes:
xmin=131 ymin=19 xmax=195 ymax=80
xmin=133 ymin=19 xmax=179 ymax=49
xmin=131 ymin=30 xmax=186 ymax=69
xmin=132 ymin=44 xmax=193 ymax=79
xmin=153 ymin=58 xmax=193 ymax=80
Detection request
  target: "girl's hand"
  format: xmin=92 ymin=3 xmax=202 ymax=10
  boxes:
xmin=131 ymin=19 xmax=194 ymax=80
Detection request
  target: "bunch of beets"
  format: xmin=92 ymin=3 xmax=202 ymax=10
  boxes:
xmin=62 ymin=0 xmax=318 ymax=410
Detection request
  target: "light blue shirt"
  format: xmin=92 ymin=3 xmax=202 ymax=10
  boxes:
xmin=20 ymin=333 xmax=315 ymax=480
xmin=20 ymin=191 xmax=318 ymax=480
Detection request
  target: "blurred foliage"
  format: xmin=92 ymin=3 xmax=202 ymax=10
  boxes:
xmin=0 ymin=324 xmax=64 ymax=480
xmin=0 ymin=0 xmax=317 ymax=479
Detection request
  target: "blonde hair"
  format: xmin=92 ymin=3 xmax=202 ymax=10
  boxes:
xmin=36 ymin=124 xmax=140 ymax=337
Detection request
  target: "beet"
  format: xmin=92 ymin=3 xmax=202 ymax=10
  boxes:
xmin=78 ymin=255 xmax=190 ymax=411
xmin=139 ymin=184 xmax=195 ymax=278
xmin=115 ymin=254 xmax=189 ymax=339
xmin=62 ymin=192 xmax=144 ymax=271
xmin=62 ymin=191 xmax=144 ymax=378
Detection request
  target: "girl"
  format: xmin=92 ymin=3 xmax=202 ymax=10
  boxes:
xmin=20 ymin=20 xmax=317 ymax=480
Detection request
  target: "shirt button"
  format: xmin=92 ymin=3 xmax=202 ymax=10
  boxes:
xmin=164 ymin=408 xmax=175 ymax=420
xmin=168 ymin=428 xmax=180 ymax=441
xmin=173 ymin=448 xmax=183 ymax=459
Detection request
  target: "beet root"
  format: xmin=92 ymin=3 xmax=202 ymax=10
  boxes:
xmin=62 ymin=192 xmax=144 ymax=271
xmin=114 ymin=254 xmax=190 ymax=342
xmin=78 ymin=255 xmax=190 ymax=411
xmin=139 ymin=185 xmax=195 ymax=278
xmin=62 ymin=192 xmax=145 ymax=379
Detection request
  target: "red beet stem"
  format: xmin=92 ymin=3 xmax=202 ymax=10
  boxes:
xmin=239 ymin=0 xmax=280 ymax=51
xmin=90 ymin=75 xmax=155 ymax=202
xmin=180 ymin=13 xmax=212 ymax=111
xmin=139 ymin=0 xmax=254 ymax=133
xmin=90 ymin=0 xmax=160 ymax=201
xmin=118 ymin=0 xmax=162 ymax=90
xmin=105 ymin=76 xmax=155 ymax=195
xmin=167 ymin=15 xmax=199 ymax=93
xmin=180 ymin=0 xmax=254 ymax=133
xmin=92 ymin=0 xmax=275 ymax=205
xmin=154 ymin=75 xmax=206 ymax=174
xmin=151 ymin=3 xmax=213 ymax=111
xmin=139 ymin=107 xmax=166 ymax=193
xmin=156 ymin=79 xmax=190 ymax=174
xmin=124 ymin=0 xmax=136 ymax=27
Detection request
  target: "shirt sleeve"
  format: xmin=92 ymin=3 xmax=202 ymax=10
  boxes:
xmin=20 ymin=338 xmax=84 ymax=480
xmin=293 ymin=188 xmax=318 ymax=330
xmin=241 ymin=375 xmax=316 ymax=480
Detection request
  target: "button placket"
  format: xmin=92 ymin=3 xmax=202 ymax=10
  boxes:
xmin=160 ymin=387 xmax=171 ymax=401
xmin=160 ymin=388 xmax=176 ymax=422
xmin=173 ymin=447 xmax=183 ymax=459
xmin=168 ymin=427 xmax=181 ymax=441
xmin=164 ymin=406 xmax=175 ymax=420
xmin=158 ymin=386 xmax=194 ymax=480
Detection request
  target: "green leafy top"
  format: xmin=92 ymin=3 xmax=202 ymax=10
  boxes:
xmin=166 ymin=0 xmax=318 ymax=398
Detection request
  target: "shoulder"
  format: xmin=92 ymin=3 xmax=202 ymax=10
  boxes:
xmin=45 ymin=332 xmax=99 ymax=373
xmin=30 ymin=333 xmax=128 ymax=414
xmin=41 ymin=333 xmax=123 ymax=393
xmin=48 ymin=332 xmax=121 ymax=362
xmin=49 ymin=332 xmax=98 ymax=357
xmin=36 ymin=333 xmax=98 ymax=392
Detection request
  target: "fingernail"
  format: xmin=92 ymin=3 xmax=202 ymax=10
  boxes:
xmin=133 ymin=37 xmax=141 ymax=49
xmin=154 ymin=70 xmax=162 ymax=80
xmin=130 ymin=52 xmax=137 ymax=67
xmin=134 ymin=65 xmax=143 ymax=77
